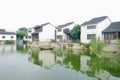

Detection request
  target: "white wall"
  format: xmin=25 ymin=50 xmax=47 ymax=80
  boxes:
xmin=81 ymin=24 xmax=97 ymax=43
xmin=81 ymin=17 xmax=111 ymax=43
xmin=39 ymin=24 xmax=56 ymax=42
xmin=97 ymin=18 xmax=111 ymax=40
xmin=25 ymin=32 xmax=32 ymax=41
xmin=0 ymin=34 xmax=16 ymax=41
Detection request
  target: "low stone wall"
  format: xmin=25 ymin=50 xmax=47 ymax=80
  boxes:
xmin=30 ymin=42 xmax=82 ymax=50
xmin=103 ymin=44 xmax=119 ymax=52
xmin=31 ymin=42 xmax=51 ymax=47
xmin=72 ymin=43 xmax=81 ymax=50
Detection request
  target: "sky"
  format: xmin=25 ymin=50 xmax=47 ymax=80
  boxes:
xmin=0 ymin=0 xmax=120 ymax=32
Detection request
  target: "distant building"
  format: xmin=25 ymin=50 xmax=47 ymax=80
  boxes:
xmin=81 ymin=16 xmax=111 ymax=43
xmin=26 ymin=23 xmax=56 ymax=42
xmin=56 ymin=22 xmax=76 ymax=42
xmin=0 ymin=29 xmax=16 ymax=41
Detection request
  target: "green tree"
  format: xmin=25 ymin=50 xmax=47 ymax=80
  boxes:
xmin=17 ymin=27 xmax=27 ymax=39
xmin=71 ymin=25 xmax=80 ymax=39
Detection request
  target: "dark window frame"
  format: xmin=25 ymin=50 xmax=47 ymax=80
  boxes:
xmin=29 ymin=36 xmax=31 ymax=39
xmin=11 ymin=36 xmax=14 ymax=38
xmin=57 ymin=35 xmax=62 ymax=39
xmin=2 ymin=36 xmax=5 ymax=38
xmin=58 ymin=29 xmax=62 ymax=32
xmin=87 ymin=34 xmax=96 ymax=40
xmin=104 ymin=32 xmax=117 ymax=40
xmin=87 ymin=25 xmax=96 ymax=29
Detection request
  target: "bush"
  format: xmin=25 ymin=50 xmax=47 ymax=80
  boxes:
xmin=80 ymin=38 xmax=106 ymax=55
xmin=4 ymin=40 xmax=15 ymax=44
xmin=89 ymin=38 xmax=105 ymax=54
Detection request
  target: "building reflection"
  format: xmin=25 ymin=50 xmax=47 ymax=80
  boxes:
xmin=28 ymin=49 xmax=120 ymax=80
xmin=95 ymin=69 xmax=110 ymax=80
xmin=0 ymin=45 xmax=16 ymax=54
xmin=39 ymin=51 xmax=55 ymax=69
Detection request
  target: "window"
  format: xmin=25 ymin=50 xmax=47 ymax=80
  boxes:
xmin=58 ymin=29 xmax=62 ymax=32
xmin=2 ymin=36 xmax=5 ymax=38
xmin=87 ymin=25 xmax=96 ymax=29
xmin=11 ymin=36 xmax=13 ymax=38
xmin=29 ymin=36 xmax=31 ymax=39
xmin=87 ymin=34 xmax=96 ymax=40
xmin=104 ymin=33 xmax=117 ymax=40
xmin=35 ymin=27 xmax=43 ymax=32
xmin=28 ymin=30 xmax=31 ymax=32
xmin=57 ymin=35 xmax=62 ymax=39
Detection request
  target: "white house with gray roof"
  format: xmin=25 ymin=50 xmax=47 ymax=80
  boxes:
xmin=0 ymin=29 xmax=16 ymax=41
xmin=102 ymin=21 xmax=120 ymax=43
xmin=56 ymin=22 xmax=76 ymax=42
xmin=27 ymin=23 xmax=56 ymax=42
xmin=81 ymin=16 xmax=111 ymax=43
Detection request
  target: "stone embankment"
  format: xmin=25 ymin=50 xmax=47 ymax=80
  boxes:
xmin=103 ymin=44 xmax=120 ymax=53
xmin=29 ymin=42 xmax=81 ymax=50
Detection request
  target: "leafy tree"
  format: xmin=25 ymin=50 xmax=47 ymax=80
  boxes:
xmin=17 ymin=27 xmax=27 ymax=39
xmin=71 ymin=25 xmax=80 ymax=39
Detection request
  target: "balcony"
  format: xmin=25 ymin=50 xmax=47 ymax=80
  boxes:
xmin=63 ymin=28 xmax=70 ymax=34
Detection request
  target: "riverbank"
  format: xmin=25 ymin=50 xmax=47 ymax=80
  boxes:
xmin=29 ymin=42 xmax=82 ymax=50
xmin=25 ymin=41 xmax=120 ymax=54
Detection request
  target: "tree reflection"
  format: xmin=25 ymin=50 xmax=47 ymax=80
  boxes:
xmin=16 ymin=44 xmax=29 ymax=53
xmin=28 ymin=48 xmax=120 ymax=79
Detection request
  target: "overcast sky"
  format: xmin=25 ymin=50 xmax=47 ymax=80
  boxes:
xmin=0 ymin=0 xmax=120 ymax=32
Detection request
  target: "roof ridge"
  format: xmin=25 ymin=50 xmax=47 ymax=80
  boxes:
xmin=57 ymin=22 xmax=74 ymax=28
xmin=83 ymin=16 xmax=108 ymax=25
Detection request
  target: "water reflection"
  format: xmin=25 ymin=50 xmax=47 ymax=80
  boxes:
xmin=28 ymin=48 xmax=120 ymax=80
xmin=16 ymin=44 xmax=29 ymax=53
xmin=0 ymin=45 xmax=16 ymax=54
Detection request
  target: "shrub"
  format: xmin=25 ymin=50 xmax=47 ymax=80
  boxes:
xmin=89 ymin=37 xmax=105 ymax=54
xmin=4 ymin=40 xmax=15 ymax=44
xmin=80 ymin=38 xmax=106 ymax=55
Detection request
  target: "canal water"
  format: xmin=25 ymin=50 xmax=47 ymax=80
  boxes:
xmin=0 ymin=44 xmax=120 ymax=80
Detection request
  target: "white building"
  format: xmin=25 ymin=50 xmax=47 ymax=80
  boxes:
xmin=0 ymin=29 xmax=16 ymax=41
xmin=56 ymin=22 xmax=76 ymax=42
xmin=81 ymin=16 xmax=111 ymax=43
xmin=26 ymin=23 xmax=56 ymax=42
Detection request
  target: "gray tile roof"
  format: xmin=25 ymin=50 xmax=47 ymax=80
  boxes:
xmin=34 ymin=23 xmax=50 ymax=29
xmin=84 ymin=16 xmax=108 ymax=25
xmin=57 ymin=22 xmax=74 ymax=29
xmin=0 ymin=29 xmax=6 ymax=32
xmin=33 ymin=22 xmax=55 ymax=29
xmin=0 ymin=32 xmax=16 ymax=35
xmin=103 ymin=22 xmax=120 ymax=33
